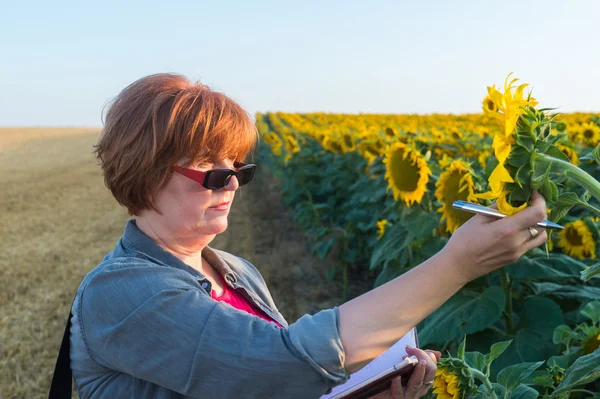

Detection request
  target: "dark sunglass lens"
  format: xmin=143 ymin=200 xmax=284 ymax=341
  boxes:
xmin=237 ymin=166 xmax=256 ymax=186
xmin=206 ymin=170 xmax=230 ymax=190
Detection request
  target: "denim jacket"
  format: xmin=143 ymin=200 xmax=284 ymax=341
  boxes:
xmin=69 ymin=220 xmax=349 ymax=398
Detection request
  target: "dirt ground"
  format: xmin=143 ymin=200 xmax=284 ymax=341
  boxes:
xmin=0 ymin=128 xmax=370 ymax=398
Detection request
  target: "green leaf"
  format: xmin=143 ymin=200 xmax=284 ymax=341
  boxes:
xmin=486 ymin=340 xmax=513 ymax=366
xmin=326 ymin=266 xmax=336 ymax=281
xmin=506 ymin=253 xmax=588 ymax=281
xmin=545 ymin=144 xmax=571 ymax=163
xmin=580 ymin=143 xmax=600 ymax=164
xmin=531 ymin=282 xmax=600 ymax=302
xmin=581 ymin=262 xmax=600 ymax=282
xmin=464 ymin=351 xmax=487 ymax=373
xmin=401 ymin=210 xmax=439 ymax=240
xmin=580 ymin=300 xmax=600 ymax=325
xmin=516 ymin=132 xmax=535 ymax=152
xmin=497 ymin=361 xmax=544 ymax=392
xmin=553 ymin=351 xmax=600 ymax=395
xmin=519 ymin=297 xmax=564 ymax=333
xmin=369 ymin=223 xmax=407 ymax=270
xmin=458 ymin=335 xmax=466 ymax=360
xmin=509 ymin=384 xmax=539 ymax=399
xmin=507 ymin=146 xmax=531 ymax=168
xmin=549 ymin=192 xmax=582 ymax=222
xmin=514 ymin=165 xmax=531 ymax=188
xmin=553 ymin=325 xmax=579 ymax=345
xmin=314 ymin=237 xmax=336 ymax=259
xmin=418 ymin=286 xmax=505 ymax=346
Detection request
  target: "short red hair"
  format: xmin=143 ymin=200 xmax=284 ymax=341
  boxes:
xmin=94 ymin=73 xmax=258 ymax=216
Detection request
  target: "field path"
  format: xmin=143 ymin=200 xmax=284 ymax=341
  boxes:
xmin=0 ymin=128 xmax=362 ymax=398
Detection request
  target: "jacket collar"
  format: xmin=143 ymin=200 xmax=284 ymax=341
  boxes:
xmin=119 ymin=219 xmax=236 ymax=282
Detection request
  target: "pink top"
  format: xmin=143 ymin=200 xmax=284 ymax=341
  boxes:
xmin=211 ymin=276 xmax=283 ymax=328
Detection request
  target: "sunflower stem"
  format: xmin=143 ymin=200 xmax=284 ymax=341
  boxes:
xmin=499 ymin=270 xmax=514 ymax=334
xmin=580 ymin=202 xmax=600 ymax=218
xmin=534 ymin=154 xmax=600 ymax=203
xmin=470 ymin=369 xmax=498 ymax=399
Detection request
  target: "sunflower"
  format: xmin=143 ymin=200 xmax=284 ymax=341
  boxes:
xmin=557 ymin=220 xmax=596 ymax=259
xmin=432 ymin=358 xmax=477 ymax=399
xmin=582 ymin=328 xmax=600 ymax=355
xmin=483 ymin=95 xmax=497 ymax=113
xmin=383 ymin=142 xmax=431 ymax=206
xmin=341 ymin=132 xmax=357 ymax=153
xmin=283 ymin=134 xmax=300 ymax=163
xmin=262 ymin=133 xmax=283 ymax=156
xmin=435 ymin=160 xmax=478 ymax=233
xmin=477 ymin=74 xmax=538 ymax=207
xmin=384 ymin=127 xmax=396 ymax=140
xmin=322 ymin=135 xmax=344 ymax=153
xmin=376 ymin=219 xmax=388 ymax=240
xmin=577 ymin=122 xmax=600 ymax=147
xmin=556 ymin=143 xmax=580 ymax=166
xmin=358 ymin=138 xmax=385 ymax=162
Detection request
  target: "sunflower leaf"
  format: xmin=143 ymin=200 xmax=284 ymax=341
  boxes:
xmin=507 ymin=146 xmax=531 ymax=168
xmin=553 ymin=351 xmax=600 ymax=395
xmin=509 ymin=384 xmax=540 ymax=399
xmin=580 ymin=143 xmax=600 ymax=164
xmin=549 ymin=192 xmax=581 ymax=222
xmin=506 ymin=253 xmax=588 ymax=281
xmin=418 ymin=286 xmax=505 ymax=346
xmin=580 ymin=300 xmax=600 ymax=325
xmin=581 ymin=262 xmax=600 ymax=282
xmin=545 ymin=144 xmax=571 ymax=163
xmin=530 ymin=282 xmax=600 ymax=302
xmin=485 ymin=340 xmax=513 ymax=366
xmin=497 ymin=361 xmax=544 ymax=392
xmin=516 ymin=132 xmax=535 ymax=152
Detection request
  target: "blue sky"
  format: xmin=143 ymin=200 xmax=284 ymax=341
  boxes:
xmin=1 ymin=0 xmax=598 ymax=126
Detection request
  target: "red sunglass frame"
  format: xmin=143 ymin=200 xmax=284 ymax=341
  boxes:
xmin=173 ymin=162 xmax=257 ymax=190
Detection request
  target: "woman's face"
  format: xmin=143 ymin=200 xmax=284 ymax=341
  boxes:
xmin=149 ymin=158 xmax=240 ymax=239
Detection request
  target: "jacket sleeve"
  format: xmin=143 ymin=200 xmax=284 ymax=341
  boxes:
xmin=78 ymin=262 xmax=349 ymax=398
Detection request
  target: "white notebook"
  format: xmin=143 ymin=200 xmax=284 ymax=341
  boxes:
xmin=320 ymin=328 xmax=419 ymax=399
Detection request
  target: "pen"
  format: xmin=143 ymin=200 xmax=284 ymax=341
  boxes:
xmin=452 ymin=200 xmax=564 ymax=230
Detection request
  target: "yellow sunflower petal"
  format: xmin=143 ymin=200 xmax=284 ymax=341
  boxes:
xmin=497 ymin=191 xmax=528 ymax=215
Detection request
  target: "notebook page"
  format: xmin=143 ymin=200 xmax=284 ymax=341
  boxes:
xmin=320 ymin=328 xmax=417 ymax=399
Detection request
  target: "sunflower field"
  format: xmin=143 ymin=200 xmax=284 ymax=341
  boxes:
xmin=256 ymin=75 xmax=600 ymax=398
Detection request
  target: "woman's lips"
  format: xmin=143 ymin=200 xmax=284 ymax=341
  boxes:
xmin=210 ymin=202 xmax=230 ymax=210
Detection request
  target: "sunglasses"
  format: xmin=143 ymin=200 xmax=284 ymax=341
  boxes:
xmin=173 ymin=162 xmax=257 ymax=190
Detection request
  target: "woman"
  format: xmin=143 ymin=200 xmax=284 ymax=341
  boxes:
xmin=66 ymin=73 xmax=548 ymax=399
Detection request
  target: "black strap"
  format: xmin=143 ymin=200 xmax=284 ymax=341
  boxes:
xmin=48 ymin=310 xmax=73 ymax=398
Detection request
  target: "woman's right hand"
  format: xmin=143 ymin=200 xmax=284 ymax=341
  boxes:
xmin=442 ymin=190 xmax=548 ymax=285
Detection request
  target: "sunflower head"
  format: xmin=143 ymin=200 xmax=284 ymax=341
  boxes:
xmin=582 ymin=328 xmax=600 ymax=355
xmin=554 ymin=120 xmax=568 ymax=133
xmin=556 ymin=142 xmax=580 ymax=166
xmin=341 ymin=132 xmax=356 ymax=153
xmin=262 ymin=133 xmax=283 ymax=156
xmin=578 ymin=122 xmax=600 ymax=147
xmin=322 ymin=135 xmax=344 ymax=153
xmin=384 ymin=127 xmax=396 ymax=140
xmin=557 ymin=220 xmax=597 ymax=260
xmin=383 ymin=142 xmax=431 ymax=206
xmin=435 ymin=160 xmax=479 ymax=233
xmin=433 ymin=357 xmax=477 ymax=399
xmin=482 ymin=95 xmax=498 ymax=113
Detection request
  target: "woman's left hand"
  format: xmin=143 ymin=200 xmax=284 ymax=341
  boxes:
xmin=369 ymin=347 xmax=441 ymax=399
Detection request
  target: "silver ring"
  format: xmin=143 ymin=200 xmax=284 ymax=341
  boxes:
xmin=529 ymin=227 xmax=539 ymax=239
xmin=423 ymin=380 xmax=434 ymax=386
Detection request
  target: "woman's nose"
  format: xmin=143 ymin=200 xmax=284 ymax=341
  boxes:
xmin=223 ymin=175 xmax=239 ymax=191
